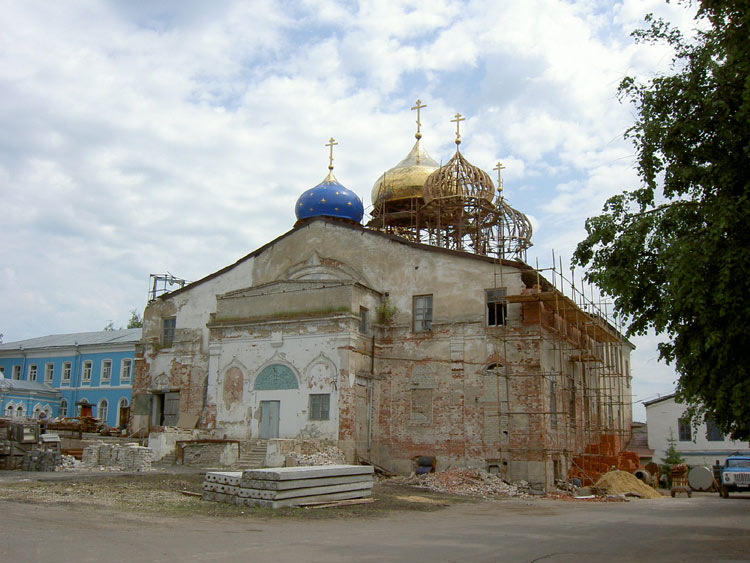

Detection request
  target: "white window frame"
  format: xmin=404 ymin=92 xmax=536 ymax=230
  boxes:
xmin=120 ymin=358 xmax=132 ymax=382
xmin=12 ymin=365 xmax=21 ymax=380
xmin=98 ymin=399 xmax=109 ymax=425
xmin=62 ymin=362 xmax=72 ymax=384
xmin=309 ymin=394 xmax=330 ymax=421
xmin=413 ymin=294 xmax=433 ymax=332
xmin=59 ymin=398 xmax=68 ymax=418
xmin=82 ymin=361 xmax=92 ymax=383
xmin=101 ymin=359 xmax=112 ymax=383
xmin=44 ymin=363 xmax=54 ymax=383
xmin=28 ymin=364 xmax=38 ymax=381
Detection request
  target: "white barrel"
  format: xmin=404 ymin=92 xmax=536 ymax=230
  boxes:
xmin=688 ymin=466 xmax=714 ymax=491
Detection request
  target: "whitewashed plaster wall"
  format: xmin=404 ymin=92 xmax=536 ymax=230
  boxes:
xmin=210 ymin=331 xmax=342 ymax=440
xmin=646 ymin=395 xmax=750 ymax=465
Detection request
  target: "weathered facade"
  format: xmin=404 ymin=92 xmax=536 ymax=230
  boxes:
xmin=133 ymin=109 xmax=633 ymax=486
xmin=132 ymin=217 xmax=633 ymax=486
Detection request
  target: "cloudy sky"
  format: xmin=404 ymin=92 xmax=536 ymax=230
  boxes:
xmin=0 ymin=0 xmax=700 ymax=419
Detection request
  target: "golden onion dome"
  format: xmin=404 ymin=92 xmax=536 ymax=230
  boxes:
xmin=371 ymin=139 xmax=439 ymax=204
xmin=422 ymin=149 xmax=495 ymax=205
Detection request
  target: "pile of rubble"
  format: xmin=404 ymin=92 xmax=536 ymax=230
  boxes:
xmin=288 ymin=446 xmax=346 ymax=466
xmin=389 ymin=468 xmax=532 ymax=499
xmin=55 ymin=454 xmax=81 ymax=471
xmin=82 ymin=441 xmax=154 ymax=472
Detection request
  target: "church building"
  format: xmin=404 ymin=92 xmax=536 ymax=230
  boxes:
xmin=131 ymin=104 xmax=633 ymax=487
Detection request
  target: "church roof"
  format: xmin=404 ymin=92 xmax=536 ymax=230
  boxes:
xmin=295 ymin=170 xmax=364 ymax=224
xmin=156 ymin=216 xmax=529 ymax=303
xmin=371 ymin=139 xmax=439 ymax=205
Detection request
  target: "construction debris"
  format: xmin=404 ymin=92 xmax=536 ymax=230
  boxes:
xmin=594 ymin=470 xmax=663 ymax=499
xmin=288 ymin=446 xmax=346 ymax=466
xmin=202 ymin=465 xmax=374 ymax=509
xmin=389 ymin=468 xmax=532 ymax=498
xmin=82 ymin=442 xmax=154 ymax=472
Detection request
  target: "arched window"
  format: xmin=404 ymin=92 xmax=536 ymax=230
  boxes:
xmin=98 ymin=399 xmax=109 ymax=425
xmin=116 ymin=398 xmax=129 ymax=428
xmin=5 ymin=404 xmax=13 ymax=418
xmin=16 ymin=405 xmax=25 ymax=418
xmin=254 ymin=364 xmax=299 ymax=390
xmin=59 ymin=399 xmax=68 ymax=418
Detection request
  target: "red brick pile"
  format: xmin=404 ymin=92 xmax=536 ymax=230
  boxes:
xmin=569 ymin=434 xmax=640 ymax=486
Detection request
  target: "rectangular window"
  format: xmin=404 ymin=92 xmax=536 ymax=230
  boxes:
xmin=82 ymin=360 xmax=92 ymax=383
xmin=413 ymin=295 xmax=433 ymax=332
xmin=706 ymin=419 xmax=724 ymax=442
xmin=12 ymin=365 xmax=20 ymax=380
xmin=486 ymin=288 xmax=507 ymax=326
xmin=62 ymin=362 xmax=71 ymax=383
xmin=678 ymin=417 xmax=692 ymax=441
xmin=44 ymin=363 xmax=54 ymax=383
xmin=359 ymin=306 xmax=368 ymax=334
xmin=29 ymin=364 xmax=37 ymax=381
xmin=309 ymin=394 xmax=330 ymax=421
xmin=162 ymin=317 xmax=176 ymax=347
xmin=121 ymin=358 xmax=132 ymax=382
xmin=101 ymin=360 xmax=112 ymax=383
xmin=59 ymin=399 xmax=68 ymax=418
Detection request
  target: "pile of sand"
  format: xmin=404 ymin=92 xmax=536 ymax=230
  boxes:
xmin=595 ymin=470 xmax=663 ymax=499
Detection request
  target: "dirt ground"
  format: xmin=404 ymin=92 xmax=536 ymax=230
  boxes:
xmin=0 ymin=467 xmax=473 ymax=519
xmin=2 ymin=469 xmax=749 ymax=563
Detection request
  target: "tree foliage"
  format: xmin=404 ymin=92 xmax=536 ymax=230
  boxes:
xmin=127 ymin=309 xmax=143 ymax=329
xmin=574 ymin=1 xmax=750 ymax=439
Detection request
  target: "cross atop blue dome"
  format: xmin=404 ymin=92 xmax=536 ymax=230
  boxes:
xmin=294 ymin=138 xmax=364 ymax=225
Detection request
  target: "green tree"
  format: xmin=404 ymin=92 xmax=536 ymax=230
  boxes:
xmin=127 ymin=309 xmax=143 ymax=329
xmin=574 ymin=1 xmax=750 ymax=439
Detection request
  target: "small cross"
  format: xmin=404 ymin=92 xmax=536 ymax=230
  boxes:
xmin=411 ymin=99 xmax=426 ymax=140
xmin=451 ymin=112 xmax=465 ymax=145
xmin=325 ymin=137 xmax=338 ymax=171
xmin=494 ymin=161 xmax=506 ymax=193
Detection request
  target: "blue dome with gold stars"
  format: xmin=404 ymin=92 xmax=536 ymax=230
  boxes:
xmin=295 ymin=170 xmax=364 ymax=223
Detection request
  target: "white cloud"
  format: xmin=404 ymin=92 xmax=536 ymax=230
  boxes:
xmin=0 ymin=0 xmax=698 ymax=418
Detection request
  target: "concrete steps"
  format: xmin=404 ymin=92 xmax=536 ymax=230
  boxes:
xmin=233 ymin=440 xmax=267 ymax=469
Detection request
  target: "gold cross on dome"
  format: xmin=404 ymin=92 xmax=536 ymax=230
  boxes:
xmin=411 ymin=99 xmax=426 ymax=139
xmin=494 ymin=161 xmax=506 ymax=193
xmin=326 ymin=137 xmax=338 ymax=171
xmin=451 ymin=112 xmax=465 ymax=145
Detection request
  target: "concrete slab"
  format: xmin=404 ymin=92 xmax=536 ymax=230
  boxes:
xmin=241 ymin=464 xmax=373 ymax=481
xmin=240 ymin=474 xmax=372 ymax=491
xmin=205 ymin=471 xmax=243 ymax=485
xmin=237 ymin=481 xmax=373 ymax=500
xmin=233 ymin=489 xmax=372 ymax=509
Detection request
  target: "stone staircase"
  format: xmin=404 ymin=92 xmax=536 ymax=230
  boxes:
xmin=233 ymin=440 xmax=268 ymax=469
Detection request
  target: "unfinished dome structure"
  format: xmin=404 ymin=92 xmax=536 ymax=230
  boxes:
xmin=369 ymin=106 xmax=533 ymax=261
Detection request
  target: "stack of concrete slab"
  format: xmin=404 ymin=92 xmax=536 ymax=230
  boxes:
xmin=202 ymin=465 xmax=374 ymax=509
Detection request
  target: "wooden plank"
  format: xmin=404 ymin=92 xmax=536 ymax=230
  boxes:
xmin=302 ymin=498 xmax=377 ymax=509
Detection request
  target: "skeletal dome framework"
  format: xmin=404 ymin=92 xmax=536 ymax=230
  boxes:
xmin=368 ymin=105 xmax=533 ymax=261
